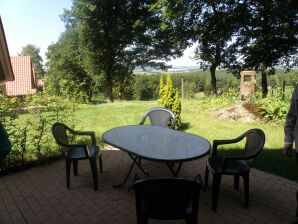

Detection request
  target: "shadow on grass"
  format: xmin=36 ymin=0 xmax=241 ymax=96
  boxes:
xmin=179 ymin=122 xmax=191 ymax=131
xmin=220 ymin=148 xmax=297 ymax=181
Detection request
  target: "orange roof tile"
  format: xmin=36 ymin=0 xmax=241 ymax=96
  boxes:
xmin=4 ymin=56 xmax=36 ymax=96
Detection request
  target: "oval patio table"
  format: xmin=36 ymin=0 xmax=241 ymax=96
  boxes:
xmin=102 ymin=125 xmax=211 ymax=187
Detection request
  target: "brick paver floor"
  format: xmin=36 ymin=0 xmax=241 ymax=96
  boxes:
xmin=0 ymin=146 xmax=297 ymax=224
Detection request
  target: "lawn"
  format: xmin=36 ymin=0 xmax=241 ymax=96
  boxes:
xmin=74 ymin=99 xmax=297 ymax=181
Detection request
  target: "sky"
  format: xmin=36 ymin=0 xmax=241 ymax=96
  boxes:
xmin=0 ymin=0 xmax=198 ymax=67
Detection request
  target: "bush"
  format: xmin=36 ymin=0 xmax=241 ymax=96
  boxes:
xmin=251 ymin=91 xmax=289 ymax=124
xmin=158 ymin=75 xmax=182 ymax=128
xmin=198 ymin=88 xmax=239 ymax=110
xmin=0 ymin=93 xmax=78 ymax=167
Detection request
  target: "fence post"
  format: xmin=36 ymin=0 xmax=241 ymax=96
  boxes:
xmin=282 ymin=81 xmax=286 ymax=99
xmin=282 ymin=81 xmax=285 ymax=93
xmin=181 ymin=78 xmax=184 ymax=99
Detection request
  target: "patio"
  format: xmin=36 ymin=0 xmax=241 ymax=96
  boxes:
xmin=0 ymin=146 xmax=297 ymax=224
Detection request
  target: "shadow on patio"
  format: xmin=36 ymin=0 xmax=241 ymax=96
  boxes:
xmin=0 ymin=146 xmax=296 ymax=224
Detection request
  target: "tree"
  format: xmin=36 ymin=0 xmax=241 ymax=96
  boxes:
xmin=66 ymin=0 xmax=184 ymax=102
xmin=46 ymin=27 xmax=95 ymax=103
xmin=154 ymin=0 xmax=245 ymax=95
xmin=19 ymin=44 xmax=45 ymax=78
xmin=233 ymin=0 xmax=298 ymax=97
xmin=194 ymin=1 xmax=247 ymax=95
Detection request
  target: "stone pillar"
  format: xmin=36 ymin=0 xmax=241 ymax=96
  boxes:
xmin=240 ymin=71 xmax=256 ymax=101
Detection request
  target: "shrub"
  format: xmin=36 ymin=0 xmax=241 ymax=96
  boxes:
xmin=251 ymin=90 xmax=289 ymax=124
xmin=198 ymin=88 xmax=238 ymax=110
xmin=0 ymin=93 xmax=77 ymax=167
xmin=158 ymin=75 xmax=182 ymax=128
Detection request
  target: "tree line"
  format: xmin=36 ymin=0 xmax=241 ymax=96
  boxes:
xmin=100 ymin=69 xmax=298 ymax=101
xmin=20 ymin=0 xmax=298 ymax=102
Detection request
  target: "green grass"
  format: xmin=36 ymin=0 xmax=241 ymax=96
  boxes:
xmin=73 ymin=99 xmax=296 ymax=181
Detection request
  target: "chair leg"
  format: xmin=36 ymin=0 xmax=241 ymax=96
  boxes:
xmin=234 ymin=175 xmax=240 ymax=190
xmin=186 ymin=214 xmax=197 ymax=224
xmin=296 ymin=189 xmax=298 ymax=217
xmin=99 ymin=154 xmax=103 ymax=173
xmin=141 ymin=217 xmax=148 ymax=224
xmin=242 ymin=173 xmax=249 ymax=208
xmin=204 ymin=165 xmax=209 ymax=192
xmin=186 ymin=217 xmax=192 ymax=224
xmin=66 ymin=160 xmax=72 ymax=189
xmin=73 ymin=160 xmax=78 ymax=176
xmin=137 ymin=212 xmax=148 ymax=224
xmin=212 ymin=173 xmax=222 ymax=212
xmin=90 ymin=158 xmax=98 ymax=191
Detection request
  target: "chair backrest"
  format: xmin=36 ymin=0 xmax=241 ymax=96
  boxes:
xmin=133 ymin=177 xmax=201 ymax=220
xmin=140 ymin=107 xmax=176 ymax=128
xmin=51 ymin=123 xmax=70 ymax=147
xmin=243 ymin=129 xmax=265 ymax=159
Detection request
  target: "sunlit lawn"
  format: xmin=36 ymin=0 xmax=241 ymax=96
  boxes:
xmin=74 ymin=99 xmax=296 ymax=180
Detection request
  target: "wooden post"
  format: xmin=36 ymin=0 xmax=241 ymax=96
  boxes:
xmin=282 ymin=81 xmax=285 ymax=93
xmin=181 ymin=78 xmax=184 ymax=99
xmin=282 ymin=81 xmax=286 ymax=99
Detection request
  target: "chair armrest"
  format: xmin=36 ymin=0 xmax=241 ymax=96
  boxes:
xmin=212 ymin=135 xmax=245 ymax=156
xmin=70 ymin=130 xmax=97 ymax=145
xmin=55 ymin=139 xmax=85 ymax=149
xmin=58 ymin=141 xmax=90 ymax=157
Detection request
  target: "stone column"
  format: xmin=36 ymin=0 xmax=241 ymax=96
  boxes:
xmin=240 ymin=71 xmax=256 ymax=101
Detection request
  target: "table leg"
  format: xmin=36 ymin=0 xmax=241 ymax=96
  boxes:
xmin=113 ymin=156 xmax=137 ymax=188
xmin=113 ymin=154 xmax=148 ymax=188
xmin=166 ymin=162 xmax=183 ymax=177
xmin=128 ymin=154 xmax=148 ymax=175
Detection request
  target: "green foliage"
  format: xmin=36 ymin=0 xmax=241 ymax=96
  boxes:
xmin=19 ymin=44 xmax=45 ymax=78
xmin=259 ymin=98 xmax=288 ymax=124
xmin=133 ymin=75 xmax=160 ymax=100
xmin=0 ymin=93 xmax=77 ymax=166
xmin=130 ymin=70 xmax=238 ymax=101
xmin=0 ymin=98 xmax=295 ymax=180
xmin=158 ymin=75 xmax=182 ymax=127
xmin=251 ymin=90 xmax=289 ymax=125
xmin=154 ymin=0 xmax=245 ymax=93
xmin=46 ymin=27 xmax=95 ymax=103
xmin=198 ymin=88 xmax=239 ymax=110
xmin=183 ymin=81 xmax=197 ymax=98
xmin=236 ymin=0 xmax=297 ymax=71
xmin=66 ymin=0 xmax=183 ymax=102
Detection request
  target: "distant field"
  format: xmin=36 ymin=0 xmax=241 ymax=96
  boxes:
xmin=75 ymin=99 xmax=296 ymax=180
